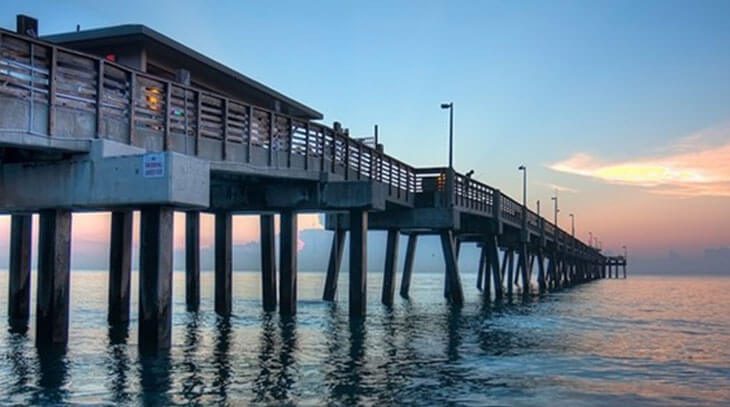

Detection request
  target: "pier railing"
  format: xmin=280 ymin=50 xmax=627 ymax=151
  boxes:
xmin=0 ymin=28 xmax=416 ymax=204
xmin=414 ymin=167 xmax=594 ymax=249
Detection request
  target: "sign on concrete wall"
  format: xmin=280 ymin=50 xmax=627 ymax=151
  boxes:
xmin=142 ymin=153 xmax=165 ymax=178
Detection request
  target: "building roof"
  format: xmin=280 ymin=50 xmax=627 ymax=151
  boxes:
xmin=43 ymin=24 xmax=323 ymax=120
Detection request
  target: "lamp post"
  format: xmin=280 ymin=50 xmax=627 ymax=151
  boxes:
xmin=536 ymin=199 xmax=540 ymax=216
xmin=622 ymin=245 xmax=627 ymax=258
xmin=440 ymin=102 xmax=454 ymax=170
xmin=551 ymin=191 xmax=559 ymax=227
xmin=518 ymin=165 xmax=527 ymax=209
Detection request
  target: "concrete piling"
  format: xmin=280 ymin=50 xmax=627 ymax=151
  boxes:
xmin=185 ymin=211 xmax=201 ymax=311
xmin=8 ymin=214 xmax=32 ymax=329
xmin=260 ymin=214 xmax=277 ymax=312
xmin=138 ymin=206 xmax=174 ymax=352
xmin=279 ymin=211 xmax=298 ymax=316
xmin=381 ymin=228 xmax=400 ymax=307
xmin=108 ymin=211 xmax=133 ymax=324
xmin=323 ymin=229 xmax=346 ymax=301
xmin=440 ymin=230 xmax=464 ymax=306
xmin=214 ymin=212 xmax=233 ymax=316
xmin=36 ymin=209 xmax=72 ymax=347
xmin=399 ymin=234 xmax=418 ymax=299
xmin=349 ymin=210 xmax=368 ymax=316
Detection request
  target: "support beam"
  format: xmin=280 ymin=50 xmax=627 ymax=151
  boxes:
xmin=440 ymin=230 xmax=464 ymax=306
xmin=8 ymin=214 xmax=32 ymax=329
xmin=537 ymin=249 xmax=546 ymax=292
xmin=506 ymin=249 xmax=514 ymax=297
xmin=381 ymin=229 xmax=400 ymax=307
xmin=323 ymin=229 xmax=346 ymax=301
xmin=215 ymin=212 xmax=233 ymax=316
xmin=108 ymin=211 xmax=133 ymax=324
xmin=399 ymin=234 xmax=418 ymax=299
xmin=185 ymin=211 xmax=201 ymax=311
xmin=476 ymin=245 xmax=486 ymax=291
xmin=36 ymin=209 xmax=72 ymax=347
xmin=518 ymin=243 xmax=529 ymax=295
xmin=279 ymin=211 xmax=298 ymax=316
xmin=138 ymin=206 xmax=174 ymax=352
xmin=260 ymin=214 xmax=277 ymax=312
xmin=488 ymin=237 xmax=503 ymax=299
xmin=349 ymin=210 xmax=368 ymax=316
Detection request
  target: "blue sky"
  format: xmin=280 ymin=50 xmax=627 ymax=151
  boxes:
xmin=1 ymin=0 xmax=730 ymax=257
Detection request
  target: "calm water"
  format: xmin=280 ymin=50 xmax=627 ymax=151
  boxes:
xmin=0 ymin=271 xmax=729 ymax=406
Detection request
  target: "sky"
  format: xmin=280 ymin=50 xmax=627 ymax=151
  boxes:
xmin=1 ymin=0 xmax=729 ymax=270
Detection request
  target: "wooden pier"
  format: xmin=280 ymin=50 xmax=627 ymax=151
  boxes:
xmin=0 ymin=18 xmax=625 ymax=352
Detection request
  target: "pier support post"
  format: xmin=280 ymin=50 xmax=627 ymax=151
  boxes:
xmin=537 ymin=249 xmax=546 ymax=292
xmin=440 ymin=230 xmax=464 ymax=306
xmin=381 ymin=229 xmax=400 ymax=307
xmin=349 ymin=210 xmax=368 ymax=316
xmin=506 ymin=249 xmax=515 ymax=297
xmin=477 ymin=245 xmax=486 ymax=291
xmin=486 ymin=236 xmax=502 ymax=299
xmin=323 ymin=229 xmax=346 ymax=301
xmin=215 ymin=212 xmax=233 ymax=316
xmin=138 ymin=206 xmax=174 ymax=352
xmin=280 ymin=211 xmax=298 ymax=316
xmin=185 ymin=211 xmax=201 ymax=311
xmin=260 ymin=214 xmax=277 ymax=312
xmin=36 ymin=209 xmax=72 ymax=347
xmin=518 ymin=243 xmax=529 ymax=295
xmin=399 ymin=234 xmax=418 ymax=299
xmin=108 ymin=211 xmax=133 ymax=324
xmin=8 ymin=214 xmax=32 ymax=329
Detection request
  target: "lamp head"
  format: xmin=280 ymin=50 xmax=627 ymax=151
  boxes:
xmin=440 ymin=103 xmax=452 ymax=109
xmin=518 ymin=165 xmax=526 ymax=171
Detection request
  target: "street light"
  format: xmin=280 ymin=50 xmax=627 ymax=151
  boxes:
xmin=536 ymin=199 xmax=541 ymax=217
xmin=622 ymin=245 xmax=628 ymax=259
xmin=518 ymin=165 xmax=527 ymax=209
xmin=441 ymin=102 xmax=454 ymax=169
xmin=551 ymin=191 xmax=559 ymax=227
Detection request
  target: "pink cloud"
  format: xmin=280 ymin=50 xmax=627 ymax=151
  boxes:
xmin=549 ymin=137 xmax=730 ymax=197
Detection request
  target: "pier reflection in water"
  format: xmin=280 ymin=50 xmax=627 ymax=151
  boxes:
xmin=1 ymin=271 xmax=730 ymax=405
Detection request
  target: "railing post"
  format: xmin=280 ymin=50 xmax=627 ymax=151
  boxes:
xmin=287 ymin=117 xmax=293 ymax=168
xmin=222 ymin=98 xmax=228 ymax=160
xmin=95 ymin=59 xmax=104 ymax=138
xmin=268 ymin=112 xmax=275 ymax=167
xmin=344 ymin=138 xmax=350 ymax=180
xmin=194 ymin=91 xmax=202 ymax=156
xmin=48 ymin=47 xmax=57 ymax=137
xmin=164 ymin=82 xmax=171 ymax=150
xmin=246 ymin=105 xmax=253 ymax=163
xmin=304 ymin=123 xmax=310 ymax=170
xmin=129 ymin=72 xmax=137 ymax=145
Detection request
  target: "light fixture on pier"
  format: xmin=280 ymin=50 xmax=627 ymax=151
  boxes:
xmin=440 ymin=102 xmax=454 ymax=170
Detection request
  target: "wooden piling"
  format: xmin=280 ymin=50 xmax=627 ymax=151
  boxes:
xmin=506 ymin=249 xmax=515 ymax=297
xmin=138 ymin=206 xmax=174 ymax=352
xmin=36 ymin=209 xmax=72 ymax=347
xmin=487 ymin=236 xmax=503 ymax=299
xmin=108 ymin=211 xmax=133 ymax=324
xmin=323 ymin=229 xmax=346 ymax=301
xmin=8 ymin=214 xmax=32 ymax=329
xmin=214 ymin=212 xmax=233 ymax=316
xmin=440 ymin=230 xmax=464 ymax=306
xmin=279 ymin=211 xmax=298 ymax=316
xmin=349 ymin=210 xmax=368 ymax=316
xmin=537 ymin=249 xmax=546 ymax=292
xmin=399 ymin=234 xmax=418 ymax=299
xmin=518 ymin=243 xmax=529 ymax=295
xmin=185 ymin=211 xmax=201 ymax=311
xmin=381 ymin=228 xmax=400 ymax=307
xmin=260 ymin=214 xmax=277 ymax=312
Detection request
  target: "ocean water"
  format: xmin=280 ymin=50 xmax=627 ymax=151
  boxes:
xmin=0 ymin=271 xmax=728 ymax=406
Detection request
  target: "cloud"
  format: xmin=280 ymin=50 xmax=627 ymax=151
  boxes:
xmin=549 ymin=134 xmax=730 ymax=197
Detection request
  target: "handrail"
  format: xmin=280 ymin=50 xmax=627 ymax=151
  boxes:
xmin=0 ymin=28 xmax=416 ymax=202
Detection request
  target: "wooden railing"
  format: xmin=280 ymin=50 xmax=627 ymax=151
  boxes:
xmin=0 ymin=28 xmax=416 ymax=203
